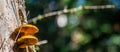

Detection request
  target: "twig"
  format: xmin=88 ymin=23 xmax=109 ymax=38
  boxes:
xmin=28 ymin=5 xmax=115 ymax=23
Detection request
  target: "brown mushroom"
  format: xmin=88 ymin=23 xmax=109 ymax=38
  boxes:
xmin=18 ymin=44 xmax=27 ymax=48
xmin=15 ymin=24 xmax=39 ymax=35
xmin=17 ymin=35 xmax=38 ymax=48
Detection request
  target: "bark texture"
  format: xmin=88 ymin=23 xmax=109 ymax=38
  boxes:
xmin=0 ymin=0 xmax=21 ymax=52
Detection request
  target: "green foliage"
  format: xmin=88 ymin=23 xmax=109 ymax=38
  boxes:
xmin=26 ymin=0 xmax=120 ymax=52
xmin=100 ymin=23 xmax=111 ymax=33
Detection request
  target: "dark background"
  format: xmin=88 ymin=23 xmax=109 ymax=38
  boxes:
xmin=25 ymin=0 xmax=120 ymax=52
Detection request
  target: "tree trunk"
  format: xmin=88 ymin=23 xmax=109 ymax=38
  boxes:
xmin=0 ymin=0 xmax=24 ymax=52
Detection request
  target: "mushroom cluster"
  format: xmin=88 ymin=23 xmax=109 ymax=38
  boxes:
xmin=15 ymin=24 xmax=39 ymax=48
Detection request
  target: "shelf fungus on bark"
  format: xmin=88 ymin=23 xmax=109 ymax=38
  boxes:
xmin=11 ymin=24 xmax=39 ymax=49
xmin=17 ymin=35 xmax=38 ymax=48
xmin=11 ymin=24 xmax=39 ymax=40
xmin=15 ymin=24 xmax=39 ymax=35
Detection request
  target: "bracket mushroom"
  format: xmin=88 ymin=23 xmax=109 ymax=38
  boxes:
xmin=15 ymin=24 xmax=39 ymax=35
xmin=11 ymin=24 xmax=39 ymax=49
xmin=17 ymin=35 xmax=38 ymax=48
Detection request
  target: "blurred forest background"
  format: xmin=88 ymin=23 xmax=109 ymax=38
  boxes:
xmin=25 ymin=0 xmax=120 ymax=52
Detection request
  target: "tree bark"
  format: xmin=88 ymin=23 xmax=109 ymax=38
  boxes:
xmin=0 ymin=0 xmax=22 ymax=52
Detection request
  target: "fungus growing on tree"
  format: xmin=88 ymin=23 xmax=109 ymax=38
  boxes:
xmin=11 ymin=24 xmax=39 ymax=49
xmin=17 ymin=35 xmax=38 ymax=48
xmin=16 ymin=24 xmax=39 ymax=35
xmin=11 ymin=24 xmax=39 ymax=40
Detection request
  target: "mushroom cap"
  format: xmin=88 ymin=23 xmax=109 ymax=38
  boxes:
xmin=16 ymin=24 xmax=39 ymax=35
xmin=17 ymin=35 xmax=38 ymax=46
xmin=19 ymin=44 xmax=27 ymax=48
